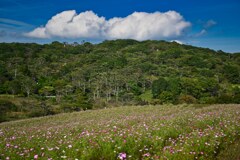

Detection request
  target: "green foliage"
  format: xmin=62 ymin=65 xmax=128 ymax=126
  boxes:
xmin=177 ymin=94 xmax=197 ymax=104
xmin=152 ymin=78 xmax=168 ymax=98
xmin=223 ymin=64 xmax=240 ymax=84
xmin=39 ymin=86 xmax=55 ymax=96
xmin=61 ymin=90 xmax=92 ymax=112
xmin=75 ymin=92 xmax=93 ymax=110
xmin=139 ymin=90 xmax=153 ymax=103
xmin=159 ymin=91 xmax=175 ymax=103
xmin=215 ymin=94 xmax=234 ymax=104
xmin=0 ymin=99 xmax=17 ymax=122
xmin=0 ymin=40 xmax=240 ymax=121
xmin=4 ymin=79 xmax=21 ymax=95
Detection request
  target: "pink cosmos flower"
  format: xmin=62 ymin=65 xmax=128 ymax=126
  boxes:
xmin=34 ymin=155 xmax=38 ymax=159
xmin=11 ymin=136 xmax=16 ymax=140
xmin=118 ymin=152 xmax=127 ymax=160
xmin=143 ymin=153 xmax=150 ymax=157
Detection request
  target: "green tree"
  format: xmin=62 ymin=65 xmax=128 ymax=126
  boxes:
xmin=152 ymin=78 xmax=168 ymax=98
xmin=39 ymin=86 xmax=55 ymax=96
xmin=223 ymin=64 xmax=240 ymax=84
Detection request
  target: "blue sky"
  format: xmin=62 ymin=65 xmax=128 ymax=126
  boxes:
xmin=0 ymin=0 xmax=240 ymax=53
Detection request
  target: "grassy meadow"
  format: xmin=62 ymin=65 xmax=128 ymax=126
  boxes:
xmin=0 ymin=104 xmax=240 ymax=160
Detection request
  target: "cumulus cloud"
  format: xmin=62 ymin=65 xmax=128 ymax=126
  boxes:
xmin=26 ymin=10 xmax=105 ymax=39
xmin=25 ymin=10 xmax=191 ymax=40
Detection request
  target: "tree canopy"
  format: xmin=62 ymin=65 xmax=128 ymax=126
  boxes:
xmin=0 ymin=39 xmax=240 ymax=121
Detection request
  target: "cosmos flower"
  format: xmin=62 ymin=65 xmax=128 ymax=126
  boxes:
xmin=34 ymin=154 xmax=38 ymax=159
xmin=118 ymin=152 xmax=127 ymax=160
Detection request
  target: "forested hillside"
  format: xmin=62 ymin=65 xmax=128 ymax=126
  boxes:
xmin=0 ymin=40 xmax=240 ymax=121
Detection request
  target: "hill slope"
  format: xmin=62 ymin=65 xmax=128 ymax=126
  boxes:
xmin=0 ymin=40 xmax=240 ymax=121
xmin=0 ymin=104 xmax=240 ymax=159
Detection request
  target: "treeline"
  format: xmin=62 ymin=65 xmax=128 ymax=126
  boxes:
xmin=0 ymin=40 xmax=240 ymax=121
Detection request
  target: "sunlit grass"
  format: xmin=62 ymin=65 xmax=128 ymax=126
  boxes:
xmin=0 ymin=104 xmax=239 ymax=159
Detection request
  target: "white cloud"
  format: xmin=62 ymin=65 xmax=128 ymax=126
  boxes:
xmin=0 ymin=18 xmax=33 ymax=27
xmin=195 ymin=29 xmax=207 ymax=37
xmin=204 ymin=20 xmax=217 ymax=29
xmin=25 ymin=10 xmax=191 ymax=40
xmin=26 ymin=27 xmax=49 ymax=38
xmin=26 ymin=10 xmax=105 ymax=39
xmin=171 ymin=40 xmax=184 ymax=44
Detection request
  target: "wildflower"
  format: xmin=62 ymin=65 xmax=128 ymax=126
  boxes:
xmin=118 ymin=152 xmax=127 ymax=160
xmin=11 ymin=136 xmax=16 ymax=140
xmin=170 ymin=148 xmax=175 ymax=154
xmin=68 ymin=145 xmax=72 ymax=148
xmin=143 ymin=153 xmax=151 ymax=157
xmin=34 ymin=154 xmax=38 ymax=159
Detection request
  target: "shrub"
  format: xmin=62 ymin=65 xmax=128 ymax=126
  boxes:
xmin=177 ymin=94 xmax=197 ymax=104
xmin=215 ymin=94 xmax=233 ymax=104
xmin=159 ymin=91 xmax=175 ymax=104
xmin=0 ymin=99 xmax=18 ymax=122
xmin=198 ymin=97 xmax=216 ymax=104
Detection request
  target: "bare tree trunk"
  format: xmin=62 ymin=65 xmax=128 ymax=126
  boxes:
xmin=83 ymin=83 xmax=86 ymax=93
xmin=143 ymin=80 xmax=146 ymax=92
xmin=96 ymin=87 xmax=100 ymax=99
xmin=93 ymin=91 xmax=96 ymax=100
xmin=14 ymin=69 xmax=17 ymax=78
xmin=116 ymin=86 xmax=119 ymax=101
xmin=27 ymin=90 xmax=30 ymax=97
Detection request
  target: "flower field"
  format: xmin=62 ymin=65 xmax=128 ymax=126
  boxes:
xmin=0 ymin=104 xmax=240 ymax=160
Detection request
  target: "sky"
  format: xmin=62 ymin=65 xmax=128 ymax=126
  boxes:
xmin=0 ymin=0 xmax=240 ymax=53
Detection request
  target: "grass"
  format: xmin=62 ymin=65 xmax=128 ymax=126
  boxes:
xmin=216 ymin=138 xmax=240 ymax=160
xmin=0 ymin=104 xmax=240 ymax=160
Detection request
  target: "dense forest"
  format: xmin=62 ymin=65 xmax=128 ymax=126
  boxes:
xmin=0 ymin=39 xmax=240 ymax=122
